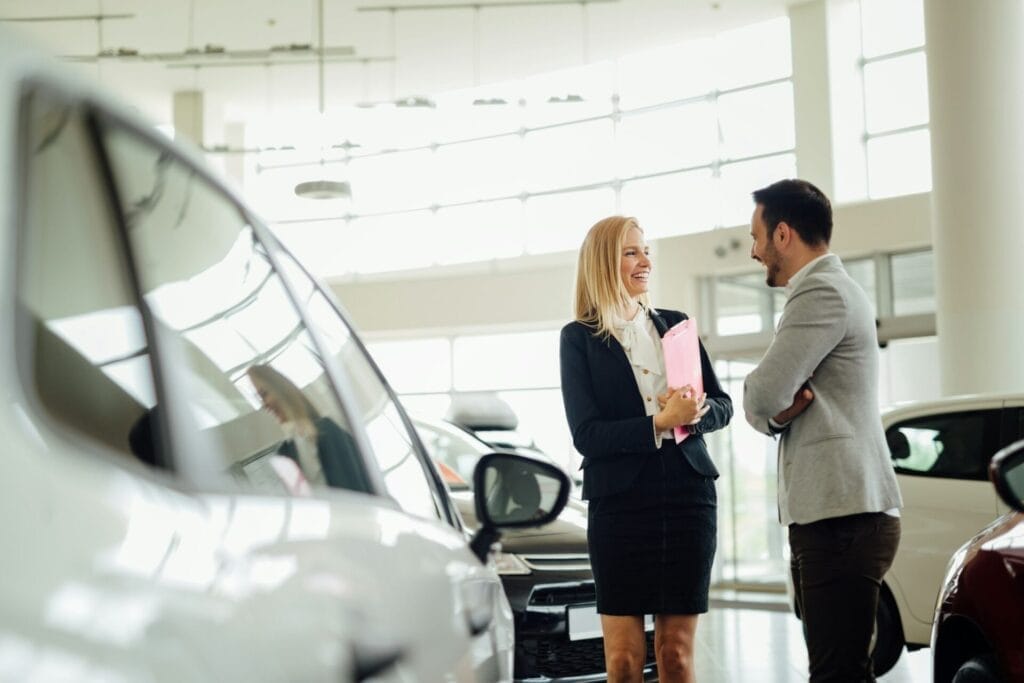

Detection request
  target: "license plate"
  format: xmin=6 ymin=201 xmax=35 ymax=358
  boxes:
xmin=567 ymin=605 xmax=654 ymax=641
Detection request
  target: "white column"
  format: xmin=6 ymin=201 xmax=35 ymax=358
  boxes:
xmin=925 ymin=0 xmax=1024 ymax=395
xmin=788 ymin=0 xmax=835 ymax=197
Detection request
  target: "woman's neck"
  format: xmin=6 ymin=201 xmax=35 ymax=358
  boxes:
xmin=621 ymin=299 xmax=642 ymax=321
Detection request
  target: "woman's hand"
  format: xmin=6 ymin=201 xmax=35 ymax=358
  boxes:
xmin=654 ymin=386 xmax=709 ymax=430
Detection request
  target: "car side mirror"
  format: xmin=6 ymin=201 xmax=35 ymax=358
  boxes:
xmin=990 ymin=438 xmax=1024 ymax=512
xmin=468 ymin=452 xmax=570 ymax=562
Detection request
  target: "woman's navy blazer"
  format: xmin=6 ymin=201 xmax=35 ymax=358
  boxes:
xmin=560 ymin=308 xmax=733 ymax=500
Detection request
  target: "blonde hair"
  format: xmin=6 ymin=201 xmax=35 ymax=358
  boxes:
xmin=573 ymin=215 xmax=650 ymax=340
xmin=247 ymin=363 xmax=321 ymax=438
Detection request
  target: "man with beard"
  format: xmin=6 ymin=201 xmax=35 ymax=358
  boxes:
xmin=742 ymin=179 xmax=902 ymax=682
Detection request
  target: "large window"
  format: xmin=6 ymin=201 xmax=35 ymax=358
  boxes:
xmin=261 ymin=17 xmax=795 ymax=277
xmin=834 ymin=0 xmax=931 ymax=201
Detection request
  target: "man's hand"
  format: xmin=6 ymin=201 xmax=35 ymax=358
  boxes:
xmin=772 ymin=382 xmax=814 ymax=425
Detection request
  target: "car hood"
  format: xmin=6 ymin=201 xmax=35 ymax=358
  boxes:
xmin=451 ymin=490 xmax=589 ymax=554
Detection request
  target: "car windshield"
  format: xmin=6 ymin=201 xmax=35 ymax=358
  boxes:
xmin=414 ymin=420 xmax=489 ymax=490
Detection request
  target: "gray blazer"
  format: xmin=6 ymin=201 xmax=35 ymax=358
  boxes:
xmin=743 ymin=254 xmax=902 ymax=525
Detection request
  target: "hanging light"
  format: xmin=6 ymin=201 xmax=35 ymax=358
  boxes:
xmin=294 ymin=180 xmax=351 ymax=199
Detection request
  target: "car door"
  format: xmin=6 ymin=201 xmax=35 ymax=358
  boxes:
xmin=92 ymin=105 xmax=512 ymax=682
xmin=886 ymin=404 xmax=1010 ymax=628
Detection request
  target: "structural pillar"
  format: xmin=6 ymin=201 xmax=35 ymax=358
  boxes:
xmin=925 ymin=0 xmax=1024 ymax=395
xmin=788 ymin=0 xmax=835 ymax=197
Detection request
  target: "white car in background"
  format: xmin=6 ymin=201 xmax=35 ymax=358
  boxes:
xmin=799 ymin=392 xmax=1024 ymax=676
xmin=0 ymin=31 xmax=570 ymax=682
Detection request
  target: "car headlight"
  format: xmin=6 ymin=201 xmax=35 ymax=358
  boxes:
xmin=493 ymin=551 xmax=531 ymax=575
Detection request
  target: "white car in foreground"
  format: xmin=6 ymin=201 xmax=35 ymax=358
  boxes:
xmin=0 ymin=30 xmax=570 ymax=682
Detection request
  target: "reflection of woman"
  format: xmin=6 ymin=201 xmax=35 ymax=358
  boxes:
xmin=560 ymin=217 xmax=732 ymax=683
xmin=247 ymin=364 xmax=369 ymax=492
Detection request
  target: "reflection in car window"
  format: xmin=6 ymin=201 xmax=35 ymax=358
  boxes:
xmin=17 ymin=90 xmax=160 ymax=464
xmin=276 ymin=255 xmax=445 ymax=521
xmin=888 ymin=410 xmax=1000 ymax=481
xmin=414 ymin=421 xmax=485 ymax=489
xmin=100 ymin=124 xmax=371 ymax=496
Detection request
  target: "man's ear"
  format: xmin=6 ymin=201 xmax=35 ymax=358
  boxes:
xmin=774 ymin=221 xmax=793 ymax=248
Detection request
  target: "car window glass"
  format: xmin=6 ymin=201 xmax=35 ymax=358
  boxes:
xmin=275 ymin=255 xmax=444 ymax=521
xmin=16 ymin=90 xmax=161 ymax=467
xmin=888 ymin=410 xmax=1001 ymax=480
xmin=414 ymin=421 xmax=484 ymax=488
xmin=99 ymin=124 xmax=371 ymax=496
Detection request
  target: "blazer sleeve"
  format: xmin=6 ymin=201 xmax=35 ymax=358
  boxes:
xmin=688 ymin=339 xmax=733 ymax=435
xmin=559 ymin=324 xmax=661 ymax=458
xmin=743 ymin=277 xmax=847 ymax=434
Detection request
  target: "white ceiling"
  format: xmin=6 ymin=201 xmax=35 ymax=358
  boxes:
xmin=1 ymin=0 xmax=791 ymax=138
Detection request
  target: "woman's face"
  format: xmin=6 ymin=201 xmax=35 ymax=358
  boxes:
xmin=253 ymin=379 xmax=286 ymax=423
xmin=619 ymin=225 xmax=651 ymax=299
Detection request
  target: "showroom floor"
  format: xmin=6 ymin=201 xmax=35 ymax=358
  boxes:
xmin=692 ymin=605 xmax=930 ymax=682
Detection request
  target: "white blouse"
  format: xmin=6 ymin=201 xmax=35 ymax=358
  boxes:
xmin=614 ymin=304 xmax=673 ymax=447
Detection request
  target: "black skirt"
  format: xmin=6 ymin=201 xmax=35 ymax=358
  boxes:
xmin=586 ymin=441 xmax=717 ymax=615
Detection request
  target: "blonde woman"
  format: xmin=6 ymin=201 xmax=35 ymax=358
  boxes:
xmin=247 ymin=364 xmax=369 ymax=492
xmin=559 ymin=217 xmax=732 ymax=683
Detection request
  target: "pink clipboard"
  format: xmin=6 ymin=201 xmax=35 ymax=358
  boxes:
xmin=661 ymin=318 xmax=703 ymax=444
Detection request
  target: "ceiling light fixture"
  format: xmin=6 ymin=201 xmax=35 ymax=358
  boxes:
xmin=294 ymin=180 xmax=351 ymax=199
xmin=293 ymin=0 xmax=353 ymax=202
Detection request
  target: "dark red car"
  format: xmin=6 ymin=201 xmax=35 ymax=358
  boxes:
xmin=931 ymin=438 xmax=1024 ymax=682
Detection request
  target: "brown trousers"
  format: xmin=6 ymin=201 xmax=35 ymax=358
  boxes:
xmin=789 ymin=512 xmax=901 ymax=682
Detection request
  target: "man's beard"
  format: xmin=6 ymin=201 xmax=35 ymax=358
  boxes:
xmin=763 ymin=243 xmax=782 ymax=287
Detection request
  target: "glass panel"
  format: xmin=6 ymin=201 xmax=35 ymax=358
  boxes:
xmin=434 ymin=81 xmax=523 ymax=141
xmin=620 ymin=170 xmax=716 ymax=239
xmin=718 ymin=153 xmax=797 ymax=228
xmin=844 ymin=258 xmax=877 ymax=316
xmin=454 ymin=331 xmax=560 ymax=391
xmin=345 ymin=211 xmax=437 ymax=273
xmin=617 ymin=101 xmax=717 ymax=177
xmin=616 ymin=39 xmax=715 ymax=109
xmin=891 ymin=250 xmax=935 ymax=315
xmin=864 ymin=52 xmax=929 ymax=134
xmin=523 ymin=188 xmax=615 ymax=255
xmin=711 ymin=359 xmax=786 ymax=585
xmin=718 ymin=81 xmax=795 ymax=160
xmin=714 ymin=17 xmax=793 ymax=91
xmin=367 ymin=338 xmax=452 ymax=394
xmin=18 ymin=91 xmax=158 ymax=463
xmin=523 ymin=119 xmax=614 ymax=191
xmin=270 ymin=219 xmax=356 ymax=280
xmin=860 ymin=0 xmax=925 ymax=59
xmin=715 ymin=275 xmax=766 ymax=336
xmin=398 ymin=393 xmax=453 ymax=422
xmin=888 ymin=410 xmax=1000 ymax=481
xmin=433 ymin=135 xmax=522 ymax=204
xmin=433 ymin=200 xmax=524 ymax=264
xmin=521 ymin=62 xmax=614 ymax=127
xmin=347 ymin=149 xmax=435 ymax=214
xmin=867 ymin=129 xmax=932 ymax=199
xmin=102 ymin=124 xmax=373 ymax=498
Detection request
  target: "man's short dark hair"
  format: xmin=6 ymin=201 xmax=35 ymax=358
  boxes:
xmin=752 ymin=179 xmax=832 ymax=246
